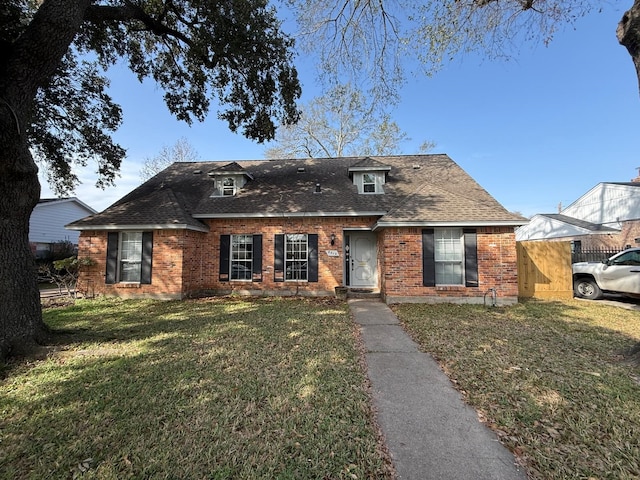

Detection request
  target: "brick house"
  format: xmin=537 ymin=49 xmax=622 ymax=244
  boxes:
xmin=67 ymin=155 xmax=526 ymax=304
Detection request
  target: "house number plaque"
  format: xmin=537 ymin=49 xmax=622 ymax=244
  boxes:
xmin=325 ymin=250 xmax=340 ymax=257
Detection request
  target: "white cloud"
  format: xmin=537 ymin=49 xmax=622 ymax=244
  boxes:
xmin=39 ymin=158 xmax=143 ymax=212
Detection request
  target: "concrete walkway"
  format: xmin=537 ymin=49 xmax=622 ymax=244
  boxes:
xmin=349 ymin=299 xmax=527 ymax=480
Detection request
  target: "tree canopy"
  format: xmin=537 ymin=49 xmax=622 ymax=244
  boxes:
xmin=290 ymin=1 xmax=640 ymax=98
xmin=0 ymin=0 xmax=303 ymax=357
xmin=265 ymin=83 xmax=435 ymax=158
xmin=139 ymin=137 xmax=201 ymax=181
xmin=266 ymin=84 xmax=404 ymax=158
xmin=4 ymin=0 xmax=639 ymax=197
xmin=2 ymin=0 xmax=640 ymax=358
xmin=2 ymin=0 xmax=301 ymax=194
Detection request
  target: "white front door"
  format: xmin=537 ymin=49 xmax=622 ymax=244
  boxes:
xmin=348 ymin=232 xmax=378 ymax=288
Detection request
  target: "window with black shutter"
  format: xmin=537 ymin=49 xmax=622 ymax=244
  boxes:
xmin=219 ymin=234 xmax=263 ymax=282
xmin=423 ymin=228 xmax=478 ymax=287
xmin=105 ymin=231 xmax=153 ymax=284
xmin=274 ymin=233 xmax=318 ymax=283
xmin=463 ymin=229 xmax=478 ymax=287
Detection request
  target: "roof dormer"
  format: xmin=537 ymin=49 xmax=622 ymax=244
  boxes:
xmin=208 ymin=162 xmax=254 ymax=197
xmin=348 ymin=157 xmax=391 ymax=194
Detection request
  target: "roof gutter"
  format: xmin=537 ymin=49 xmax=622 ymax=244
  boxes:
xmin=372 ymin=220 xmax=528 ymax=231
xmin=65 ymin=223 xmax=210 ymax=233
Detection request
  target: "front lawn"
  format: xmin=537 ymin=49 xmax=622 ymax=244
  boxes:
xmin=0 ymin=297 xmax=391 ymax=479
xmin=5 ymin=296 xmax=639 ymax=479
xmin=393 ymin=299 xmax=640 ymax=479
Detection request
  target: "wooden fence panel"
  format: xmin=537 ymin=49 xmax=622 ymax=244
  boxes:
xmin=517 ymin=241 xmax=573 ymax=299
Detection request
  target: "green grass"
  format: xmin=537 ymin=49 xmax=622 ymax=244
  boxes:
xmin=0 ymin=297 xmax=391 ymax=479
xmin=392 ymin=299 xmax=640 ymax=479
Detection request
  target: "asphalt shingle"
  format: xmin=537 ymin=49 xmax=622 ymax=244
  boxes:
xmin=67 ymin=154 xmax=526 ymax=229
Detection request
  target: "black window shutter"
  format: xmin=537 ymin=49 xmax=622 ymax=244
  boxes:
xmin=219 ymin=235 xmax=230 ymax=281
xmin=252 ymin=235 xmax=262 ymax=282
xmin=274 ymin=234 xmax=284 ymax=282
xmin=106 ymin=232 xmax=119 ymax=284
xmin=140 ymin=231 xmax=153 ymax=284
xmin=308 ymin=234 xmax=318 ymax=283
xmin=422 ymin=229 xmax=435 ymax=287
xmin=464 ymin=229 xmax=478 ymax=287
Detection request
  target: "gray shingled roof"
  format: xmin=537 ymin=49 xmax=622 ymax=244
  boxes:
xmin=348 ymin=157 xmax=392 ymax=171
xmin=540 ymin=214 xmax=619 ymax=233
xmin=67 ymin=155 xmax=526 ymax=230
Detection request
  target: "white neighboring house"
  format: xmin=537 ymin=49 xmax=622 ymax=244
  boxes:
xmin=516 ymin=180 xmax=640 ymax=250
xmin=30 ymin=197 xmax=97 ymax=258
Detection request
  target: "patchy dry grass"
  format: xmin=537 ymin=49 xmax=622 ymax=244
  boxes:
xmin=1 ymin=297 xmax=391 ymax=479
xmin=393 ymin=299 xmax=640 ymax=479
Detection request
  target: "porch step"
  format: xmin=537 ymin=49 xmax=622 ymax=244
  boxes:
xmin=346 ymin=288 xmax=381 ymax=299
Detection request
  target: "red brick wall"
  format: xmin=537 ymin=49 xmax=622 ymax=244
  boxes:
xmin=380 ymin=226 xmax=518 ymax=304
xmin=77 ymin=230 xmax=188 ymax=299
xmin=77 ymin=222 xmax=518 ymax=303
xmin=182 ymin=217 xmax=378 ymax=296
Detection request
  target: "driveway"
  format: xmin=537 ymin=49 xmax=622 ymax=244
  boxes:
xmin=576 ymin=294 xmax=640 ymax=311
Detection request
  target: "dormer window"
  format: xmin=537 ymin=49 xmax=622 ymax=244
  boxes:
xmin=351 ymin=171 xmax=384 ymax=194
xmin=222 ymin=177 xmax=236 ymax=196
xmin=210 ymin=176 xmax=242 ymax=197
xmin=208 ymin=162 xmax=253 ymax=198
xmin=348 ymin=158 xmax=391 ymax=195
xmin=363 ymin=173 xmax=377 ymax=193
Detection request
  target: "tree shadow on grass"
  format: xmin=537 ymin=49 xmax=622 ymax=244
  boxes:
xmin=2 ymin=296 xmax=388 ymax=479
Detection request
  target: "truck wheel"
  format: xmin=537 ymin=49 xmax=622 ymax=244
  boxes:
xmin=574 ymin=278 xmax=603 ymax=300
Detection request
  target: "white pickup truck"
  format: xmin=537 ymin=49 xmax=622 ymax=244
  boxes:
xmin=572 ymin=248 xmax=640 ymax=300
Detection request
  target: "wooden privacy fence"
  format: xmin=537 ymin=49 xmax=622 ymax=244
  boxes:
xmin=517 ymin=241 xmax=573 ymax=299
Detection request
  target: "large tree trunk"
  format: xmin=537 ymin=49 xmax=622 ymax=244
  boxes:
xmin=0 ymin=114 xmax=45 ymax=358
xmin=618 ymin=0 xmax=640 ymax=94
xmin=0 ymin=0 xmax=92 ymax=359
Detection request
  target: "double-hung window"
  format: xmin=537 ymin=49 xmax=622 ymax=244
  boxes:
xmin=434 ymin=229 xmax=464 ymax=285
xmin=230 ymin=234 xmax=253 ymax=280
xmin=422 ymin=228 xmax=478 ymax=288
xmin=222 ymin=177 xmax=236 ymax=196
xmin=274 ymin=234 xmax=318 ymax=283
xmin=285 ymin=234 xmax=308 ymax=280
xmin=219 ymin=234 xmax=262 ymax=282
xmin=106 ymin=232 xmax=153 ymax=284
xmin=362 ymin=173 xmax=377 ymax=193
xmin=119 ymin=232 xmax=143 ymax=282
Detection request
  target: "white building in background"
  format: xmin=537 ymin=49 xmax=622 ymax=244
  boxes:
xmin=30 ymin=197 xmax=96 ymax=258
xmin=516 ymin=180 xmax=640 ymax=250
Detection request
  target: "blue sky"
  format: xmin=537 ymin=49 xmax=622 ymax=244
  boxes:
xmin=41 ymin=4 xmax=640 ymax=217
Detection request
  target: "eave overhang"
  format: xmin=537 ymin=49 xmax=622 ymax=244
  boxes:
xmin=192 ymin=211 xmax=386 ymax=219
xmin=372 ymin=220 xmax=528 ymax=231
xmin=65 ymin=223 xmax=210 ymax=233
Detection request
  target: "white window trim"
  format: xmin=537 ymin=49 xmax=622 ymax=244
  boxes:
xmin=285 ymin=233 xmax=309 ymax=282
xmin=434 ymin=228 xmax=465 ymax=286
xmin=210 ymin=175 xmax=247 ymax=197
xmin=118 ymin=231 xmax=143 ymax=283
xmin=230 ymin=234 xmax=253 ymax=281
xmin=222 ymin=177 xmax=236 ymax=196
xmin=362 ymin=173 xmax=377 ymax=193
xmin=354 ymin=172 xmax=384 ymax=194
